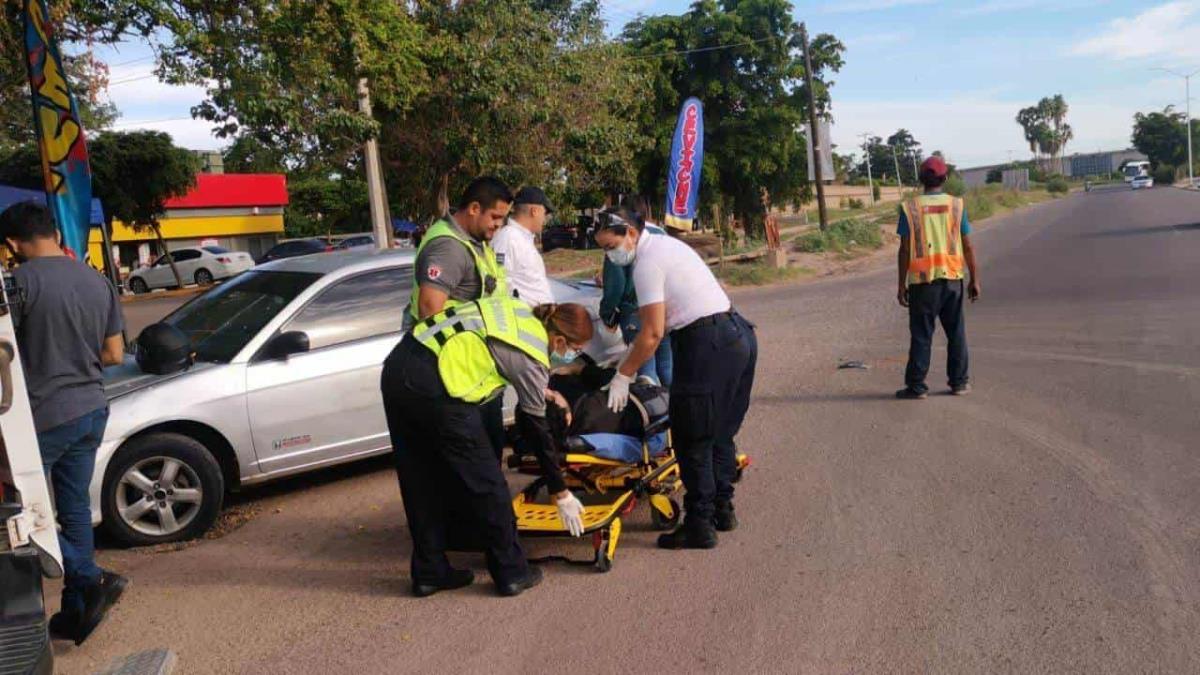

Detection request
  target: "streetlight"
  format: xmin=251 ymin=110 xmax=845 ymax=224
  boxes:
xmin=859 ymin=132 xmax=875 ymax=205
xmin=1155 ymin=66 xmax=1200 ymax=188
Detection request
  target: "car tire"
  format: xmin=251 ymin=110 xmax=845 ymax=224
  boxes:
xmin=129 ymin=277 xmax=149 ymax=294
xmin=194 ymin=268 xmax=214 ymax=286
xmin=101 ymin=433 xmax=225 ymax=547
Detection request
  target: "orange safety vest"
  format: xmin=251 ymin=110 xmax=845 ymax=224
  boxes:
xmin=900 ymin=193 xmax=965 ymax=285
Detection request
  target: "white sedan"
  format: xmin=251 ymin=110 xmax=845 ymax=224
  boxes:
xmin=1131 ymin=176 xmax=1154 ymax=190
xmin=127 ymin=246 xmax=255 ymax=293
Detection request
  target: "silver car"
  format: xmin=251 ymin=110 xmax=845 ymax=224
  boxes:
xmin=94 ymin=248 xmax=623 ymax=546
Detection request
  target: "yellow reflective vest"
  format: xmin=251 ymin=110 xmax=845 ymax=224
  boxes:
xmin=411 ymin=297 xmax=549 ymax=404
xmin=900 ymin=193 xmax=965 ymax=286
xmin=408 ymin=218 xmax=509 ymax=322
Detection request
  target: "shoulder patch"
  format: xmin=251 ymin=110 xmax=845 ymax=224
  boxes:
xmin=427 ymin=264 xmax=442 ymax=281
xmin=495 ymin=253 xmax=505 ymax=265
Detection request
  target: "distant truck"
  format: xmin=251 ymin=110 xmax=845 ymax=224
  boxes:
xmin=1123 ymin=160 xmax=1151 ymax=183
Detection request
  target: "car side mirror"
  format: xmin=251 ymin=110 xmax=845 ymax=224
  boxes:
xmin=264 ymin=331 xmax=310 ymax=360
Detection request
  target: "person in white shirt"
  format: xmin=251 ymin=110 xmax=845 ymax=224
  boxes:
xmin=594 ymin=208 xmax=757 ymax=551
xmin=492 ymin=187 xmax=555 ymax=307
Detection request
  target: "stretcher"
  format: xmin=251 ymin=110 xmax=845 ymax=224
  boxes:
xmin=507 ymin=415 xmax=751 ymax=572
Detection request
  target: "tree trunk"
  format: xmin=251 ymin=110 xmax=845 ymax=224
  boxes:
xmin=436 ymin=173 xmax=450 ymax=217
xmin=151 ymin=219 xmax=185 ymax=288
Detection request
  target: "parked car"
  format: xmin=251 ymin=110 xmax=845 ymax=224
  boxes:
xmin=334 ymin=234 xmax=375 ymax=250
xmin=95 ymin=249 xmax=623 ymax=545
xmin=1131 ymin=175 xmax=1154 ymax=190
xmin=127 ymin=246 xmax=254 ymax=293
xmin=255 ymin=238 xmax=331 ymax=265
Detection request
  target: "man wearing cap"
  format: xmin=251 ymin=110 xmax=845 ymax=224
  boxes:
xmin=895 ymin=156 xmax=980 ymax=400
xmin=492 ymin=187 xmax=555 ymax=308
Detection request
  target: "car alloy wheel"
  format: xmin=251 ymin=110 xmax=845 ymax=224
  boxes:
xmin=194 ymin=268 xmax=214 ymax=285
xmin=114 ymin=456 xmax=204 ymax=538
xmin=129 ymin=278 xmax=149 ymax=294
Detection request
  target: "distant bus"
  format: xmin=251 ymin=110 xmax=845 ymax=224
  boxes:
xmin=1123 ymin=161 xmax=1151 ymax=182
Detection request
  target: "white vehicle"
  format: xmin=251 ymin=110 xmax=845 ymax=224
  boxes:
xmin=95 ymin=249 xmax=623 ymax=546
xmin=1123 ymin=160 xmax=1151 ymax=183
xmin=1131 ymin=175 xmax=1155 ymax=190
xmin=127 ymin=246 xmax=255 ymax=293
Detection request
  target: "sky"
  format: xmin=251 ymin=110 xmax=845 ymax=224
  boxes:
xmin=88 ymin=0 xmax=1199 ymax=169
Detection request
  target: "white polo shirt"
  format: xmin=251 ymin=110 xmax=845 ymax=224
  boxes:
xmin=492 ymin=218 xmax=554 ymax=307
xmin=631 ymin=230 xmax=731 ymax=331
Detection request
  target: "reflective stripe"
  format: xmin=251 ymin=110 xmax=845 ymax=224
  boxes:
xmin=415 ymin=312 xmax=485 ymax=345
xmin=512 ymin=305 xmax=534 ymax=319
xmin=907 ymin=253 xmax=963 ymax=274
xmin=490 ymin=302 xmax=511 ymax=334
xmin=516 ymin=329 xmax=548 ymax=354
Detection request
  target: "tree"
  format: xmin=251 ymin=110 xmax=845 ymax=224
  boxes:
xmin=1132 ymin=106 xmax=1199 ymax=170
xmin=885 ymin=128 xmax=922 ymax=184
xmin=89 ymin=131 xmax=198 ymax=287
xmin=622 ymin=0 xmax=845 ymax=235
xmin=1016 ymin=95 xmax=1072 ymax=173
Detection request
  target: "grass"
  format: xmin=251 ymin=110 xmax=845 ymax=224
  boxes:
xmin=542 ymin=247 xmax=604 ymax=276
xmin=962 ymin=184 xmax=1056 ymax=221
xmin=793 ymin=217 xmax=884 ymax=254
xmin=715 ymin=261 xmax=814 ymax=286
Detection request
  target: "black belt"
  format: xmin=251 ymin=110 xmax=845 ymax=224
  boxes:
xmin=675 ymin=310 xmax=736 ymax=335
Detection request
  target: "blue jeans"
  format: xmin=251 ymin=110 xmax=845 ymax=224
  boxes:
xmin=619 ymin=314 xmax=674 ymax=388
xmin=39 ymin=407 xmax=109 ymax=613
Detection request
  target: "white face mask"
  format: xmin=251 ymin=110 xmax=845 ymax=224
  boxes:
xmin=606 ymin=241 xmax=636 ymax=267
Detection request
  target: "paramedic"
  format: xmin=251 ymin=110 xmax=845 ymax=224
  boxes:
xmin=594 ymin=211 xmax=757 ymax=550
xmin=381 ymin=297 xmax=593 ymax=597
xmin=405 ymin=176 xmax=512 ymax=459
xmin=492 ymin=186 xmax=555 ymax=307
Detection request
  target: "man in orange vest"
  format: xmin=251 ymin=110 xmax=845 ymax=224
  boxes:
xmin=895 ymin=156 xmax=980 ymax=399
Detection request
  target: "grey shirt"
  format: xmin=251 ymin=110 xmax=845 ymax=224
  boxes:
xmin=488 ymin=340 xmax=547 ymax=417
xmin=13 ymin=256 xmax=123 ymax=432
xmin=403 ymin=219 xmax=485 ymax=331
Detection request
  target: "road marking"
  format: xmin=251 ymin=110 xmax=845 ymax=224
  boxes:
xmin=973 ymin=347 xmax=1199 ymax=378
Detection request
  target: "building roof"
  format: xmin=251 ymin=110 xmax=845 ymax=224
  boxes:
xmin=165 ymin=173 xmax=288 ymax=209
xmin=0 ymin=184 xmax=105 ymax=226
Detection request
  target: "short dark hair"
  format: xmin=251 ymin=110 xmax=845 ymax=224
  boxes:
xmin=0 ymin=201 xmax=57 ymax=242
xmin=598 ymin=205 xmax=644 ymax=235
xmin=919 ymin=171 xmax=947 ymax=189
xmin=457 ymin=176 xmax=512 ymax=211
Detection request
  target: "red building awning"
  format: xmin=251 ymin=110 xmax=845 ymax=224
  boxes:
xmin=165 ymin=174 xmax=289 ymax=209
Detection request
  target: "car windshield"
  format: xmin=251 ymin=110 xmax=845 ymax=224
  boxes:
xmin=162 ymin=271 xmax=320 ymax=363
xmin=203 ymin=246 xmax=229 ymax=254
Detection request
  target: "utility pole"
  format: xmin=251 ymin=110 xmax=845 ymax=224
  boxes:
xmin=1155 ymin=67 xmax=1199 ymax=188
xmin=860 ymin=132 xmax=875 ymax=205
xmin=891 ymin=144 xmax=903 ymax=193
xmin=799 ymin=22 xmax=829 ymax=231
xmin=358 ymin=78 xmax=393 ymax=249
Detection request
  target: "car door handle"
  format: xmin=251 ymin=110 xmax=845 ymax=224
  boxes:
xmin=0 ymin=340 xmax=15 ymax=415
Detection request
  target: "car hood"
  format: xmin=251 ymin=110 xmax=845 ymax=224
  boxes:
xmin=103 ymin=357 xmax=217 ymax=401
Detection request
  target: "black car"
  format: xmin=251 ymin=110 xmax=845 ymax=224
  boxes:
xmin=335 ymin=235 xmax=375 ymax=250
xmin=256 ymin=238 xmax=330 ymax=265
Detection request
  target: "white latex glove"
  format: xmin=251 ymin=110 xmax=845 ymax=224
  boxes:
xmin=556 ymin=491 xmax=585 ymax=537
xmin=606 ymin=371 xmax=634 ymax=413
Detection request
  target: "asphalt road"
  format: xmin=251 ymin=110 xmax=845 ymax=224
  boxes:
xmin=55 ymin=186 xmax=1200 ymax=673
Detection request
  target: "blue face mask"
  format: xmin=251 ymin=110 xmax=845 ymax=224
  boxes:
xmin=606 ymin=243 xmax=636 ymax=267
xmin=551 ymin=347 xmax=581 ymax=367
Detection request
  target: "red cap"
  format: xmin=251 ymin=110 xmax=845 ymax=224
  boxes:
xmin=920 ymin=156 xmax=948 ymax=178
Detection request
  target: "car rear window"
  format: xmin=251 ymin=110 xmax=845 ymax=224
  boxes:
xmin=203 ymin=246 xmax=229 ymax=254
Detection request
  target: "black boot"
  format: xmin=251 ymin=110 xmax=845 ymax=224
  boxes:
xmin=657 ymin=517 xmax=718 ymax=550
xmin=412 ymin=568 xmax=475 ymax=598
xmin=75 ymin=571 xmax=128 ymax=646
xmin=713 ymin=501 xmax=738 ymax=532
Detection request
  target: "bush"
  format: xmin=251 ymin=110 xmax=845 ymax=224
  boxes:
xmin=847 ymin=197 xmax=865 ymax=210
xmin=1046 ymin=175 xmax=1069 ymax=194
xmin=1153 ymin=165 xmax=1177 ymax=185
xmin=944 ymin=174 xmax=966 ymax=196
xmin=795 ymin=218 xmax=882 ymax=253
xmin=872 ymin=181 xmax=881 ymax=202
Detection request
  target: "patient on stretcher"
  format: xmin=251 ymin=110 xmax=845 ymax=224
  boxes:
xmin=542 ymin=375 xmax=669 ymax=464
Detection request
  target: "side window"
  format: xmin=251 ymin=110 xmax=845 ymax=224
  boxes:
xmin=173 ymin=249 xmax=202 ymax=262
xmin=281 ymin=267 xmax=413 ymax=350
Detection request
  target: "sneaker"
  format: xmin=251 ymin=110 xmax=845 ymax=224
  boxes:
xmin=47 ymin=611 xmax=80 ymax=642
xmin=895 ymin=387 xmax=928 ymax=400
xmin=951 ymin=383 xmax=971 ymax=396
xmin=657 ymin=520 xmax=718 ymax=550
xmin=496 ymin=565 xmax=544 ymax=597
xmin=75 ymin=571 xmax=128 ymax=646
xmin=412 ymin=568 xmax=475 ymax=598
xmin=713 ymin=502 xmax=738 ymax=532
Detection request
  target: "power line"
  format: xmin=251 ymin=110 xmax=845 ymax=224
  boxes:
xmin=107 ymin=73 xmax=158 ymax=86
xmin=624 ymin=35 xmax=783 ymax=60
xmin=107 ymin=54 xmax=156 ymax=68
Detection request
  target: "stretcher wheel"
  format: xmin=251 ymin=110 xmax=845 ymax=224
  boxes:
xmin=650 ymin=496 xmax=681 ymax=531
xmin=593 ymin=518 xmax=620 ymax=573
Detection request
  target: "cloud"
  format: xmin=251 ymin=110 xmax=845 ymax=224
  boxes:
xmin=111 ymin=118 xmax=226 ymax=151
xmin=819 ymin=0 xmax=935 ymax=14
xmin=1072 ymin=1 xmax=1200 ymax=61
xmin=956 ymin=0 xmax=1096 ymax=16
